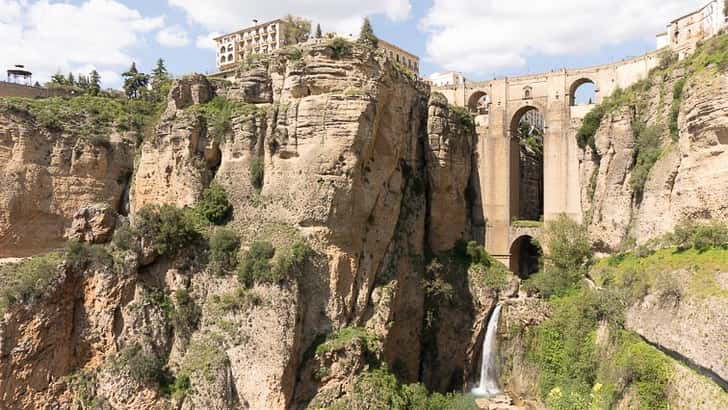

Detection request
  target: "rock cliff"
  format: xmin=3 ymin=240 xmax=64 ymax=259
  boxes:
xmin=0 ymin=40 xmax=481 ymax=409
xmin=580 ymin=68 xmax=728 ymax=251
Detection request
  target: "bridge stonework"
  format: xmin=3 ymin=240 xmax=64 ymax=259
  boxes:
xmin=434 ymin=51 xmax=661 ymax=266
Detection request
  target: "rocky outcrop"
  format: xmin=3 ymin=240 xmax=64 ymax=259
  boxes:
xmin=427 ymin=93 xmax=475 ymax=253
xmin=131 ymin=77 xmax=219 ymax=213
xmin=580 ymin=70 xmax=728 ymax=250
xmin=0 ymin=110 xmax=134 ymax=257
xmin=625 ymin=281 xmax=728 ymax=383
xmin=65 ymin=204 xmax=119 ymax=244
xmin=0 ymin=40 xmax=480 ymax=410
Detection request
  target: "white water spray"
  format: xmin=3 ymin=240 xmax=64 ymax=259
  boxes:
xmin=471 ymin=304 xmax=502 ymax=396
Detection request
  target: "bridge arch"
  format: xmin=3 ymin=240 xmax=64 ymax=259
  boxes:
xmin=509 ymin=235 xmax=542 ymax=278
xmin=569 ymin=78 xmax=597 ymax=106
xmin=467 ymin=90 xmax=490 ymax=115
xmin=509 ymin=105 xmax=545 ymax=222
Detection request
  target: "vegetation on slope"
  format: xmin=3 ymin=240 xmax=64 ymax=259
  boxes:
xmin=524 ymin=216 xmax=728 ymax=409
xmin=578 ymin=33 xmax=728 ymax=204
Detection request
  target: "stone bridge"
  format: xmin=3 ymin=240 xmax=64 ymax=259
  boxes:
xmin=434 ymin=50 xmax=662 ymax=275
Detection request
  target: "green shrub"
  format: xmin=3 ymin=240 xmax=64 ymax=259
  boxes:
xmin=134 ymin=205 xmax=201 ymax=256
xmin=208 ymin=228 xmax=240 ymax=274
xmin=180 ymin=333 xmax=228 ymax=382
xmin=0 ymin=252 xmax=63 ymax=315
xmin=159 ymin=371 xmax=191 ymax=400
xmin=529 ymin=289 xmax=622 ymax=400
xmin=669 ymin=79 xmax=686 ymax=141
xmin=668 ymin=220 xmax=728 ymax=251
xmin=271 ymin=240 xmax=312 ymax=279
xmin=315 ymin=327 xmax=379 ymax=355
xmin=172 ymin=289 xmax=201 ymax=339
xmin=327 ymin=37 xmax=353 ymax=59
xmin=114 ymin=344 xmax=164 ymax=385
xmin=614 ymin=332 xmax=671 ymax=409
xmin=450 ymin=105 xmax=475 ymax=131
xmin=576 ymin=105 xmax=605 ymax=150
xmin=327 ymin=368 xmax=478 ymax=409
xmin=64 ymin=240 xmax=114 ymax=271
xmin=249 ymin=157 xmax=265 ymax=191
xmin=629 ymin=123 xmax=663 ymax=203
xmin=237 ymin=240 xmax=312 ymax=288
xmin=112 ymin=224 xmax=135 ymax=251
xmin=237 ymin=241 xmax=276 ymax=287
xmin=525 ymin=215 xmax=592 ymax=298
xmin=196 ymin=183 xmax=233 ymax=225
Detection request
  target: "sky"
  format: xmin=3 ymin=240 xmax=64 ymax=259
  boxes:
xmin=0 ymin=0 xmax=709 ymax=90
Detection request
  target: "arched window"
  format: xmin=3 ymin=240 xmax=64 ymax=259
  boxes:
xmin=220 ymin=46 xmax=226 ymax=54
xmin=523 ymin=86 xmax=532 ymax=100
xmin=220 ymin=56 xmax=227 ymax=63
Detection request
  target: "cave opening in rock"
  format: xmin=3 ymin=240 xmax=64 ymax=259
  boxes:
xmin=510 ymin=107 xmax=544 ymax=222
xmin=509 ymin=235 xmax=542 ymax=279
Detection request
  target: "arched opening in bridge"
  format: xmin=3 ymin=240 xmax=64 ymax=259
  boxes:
xmin=509 ymin=235 xmax=542 ymax=279
xmin=570 ymin=79 xmax=596 ymax=106
xmin=468 ymin=91 xmax=490 ymax=115
xmin=510 ymin=106 xmax=544 ymax=222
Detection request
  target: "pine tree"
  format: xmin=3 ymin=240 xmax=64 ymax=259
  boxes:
xmin=122 ymin=62 xmax=149 ymax=99
xmin=77 ymin=75 xmax=89 ymax=90
xmin=151 ymin=58 xmax=169 ymax=81
xmin=66 ymin=72 xmax=76 ymax=86
xmin=50 ymin=71 xmax=65 ymax=85
xmin=89 ymin=70 xmax=101 ymax=95
xmin=315 ymin=24 xmax=322 ymax=38
xmin=358 ymin=17 xmax=378 ymax=49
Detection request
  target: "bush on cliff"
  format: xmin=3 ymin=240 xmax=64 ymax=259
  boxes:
xmin=667 ymin=219 xmax=728 ymax=252
xmin=237 ymin=240 xmax=312 ymax=288
xmin=208 ymin=228 xmax=240 ymax=274
xmin=0 ymin=252 xmax=63 ymax=316
xmin=629 ymin=123 xmax=663 ymax=203
xmin=524 ymin=215 xmax=592 ymax=298
xmin=196 ymin=183 xmax=233 ymax=225
xmin=135 ymin=205 xmax=201 ymax=256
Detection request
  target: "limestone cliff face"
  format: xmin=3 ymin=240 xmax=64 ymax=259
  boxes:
xmin=0 ymin=109 xmax=134 ymax=257
xmin=580 ymin=70 xmax=728 ymax=251
xmin=0 ymin=42 xmax=479 ymax=410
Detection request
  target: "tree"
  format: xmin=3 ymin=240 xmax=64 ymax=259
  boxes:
xmin=66 ymin=72 xmax=75 ymax=86
xmin=315 ymin=24 xmax=322 ymax=38
xmin=283 ymin=15 xmax=311 ymax=44
xmin=358 ymin=17 xmax=378 ymax=49
xmin=50 ymin=71 xmax=66 ymax=85
xmin=122 ymin=62 xmax=149 ymax=99
xmin=151 ymin=58 xmax=171 ymax=101
xmin=89 ymin=70 xmax=101 ymax=95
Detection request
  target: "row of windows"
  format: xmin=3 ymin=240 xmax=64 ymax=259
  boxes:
xmin=383 ymin=49 xmax=419 ymax=72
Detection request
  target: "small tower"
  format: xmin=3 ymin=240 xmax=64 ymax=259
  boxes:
xmin=7 ymin=65 xmax=32 ymax=86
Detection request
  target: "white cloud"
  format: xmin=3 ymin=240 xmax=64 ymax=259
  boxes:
xmin=0 ymin=0 xmax=164 ymax=88
xmin=157 ymin=25 xmax=190 ymax=47
xmin=420 ymin=0 xmax=707 ymax=75
xmin=196 ymin=32 xmax=222 ymax=50
xmin=168 ymin=0 xmax=411 ymax=35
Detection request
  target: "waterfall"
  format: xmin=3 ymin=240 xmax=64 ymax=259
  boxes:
xmin=472 ymin=304 xmax=502 ymax=396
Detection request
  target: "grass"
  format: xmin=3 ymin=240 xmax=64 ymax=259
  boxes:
xmin=629 ymin=123 xmax=663 ymax=203
xmin=511 ymin=219 xmax=543 ymax=228
xmin=0 ymin=252 xmax=63 ymax=316
xmin=315 ymin=327 xmax=379 ymax=355
xmin=592 ymin=247 xmax=728 ymax=302
xmin=187 ymin=96 xmax=258 ymax=142
xmin=0 ymin=95 xmax=162 ymax=139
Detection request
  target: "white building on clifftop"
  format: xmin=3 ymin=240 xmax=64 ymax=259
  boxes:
xmin=656 ymin=0 xmax=727 ymax=58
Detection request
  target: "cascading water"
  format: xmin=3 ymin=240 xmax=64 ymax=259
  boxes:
xmin=471 ymin=304 xmax=502 ymax=396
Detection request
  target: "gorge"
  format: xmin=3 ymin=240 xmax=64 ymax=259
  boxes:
xmin=0 ymin=30 xmax=727 ymax=410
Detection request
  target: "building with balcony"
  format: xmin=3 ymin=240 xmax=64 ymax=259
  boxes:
xmin=215 ymin=19 xmax=292 ymax=72
xmin=214 ymin=18 xmax=420 ymax=77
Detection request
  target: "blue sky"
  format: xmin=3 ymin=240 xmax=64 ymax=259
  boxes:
xmin=0 ymin=0 xmax=708 ymax=89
